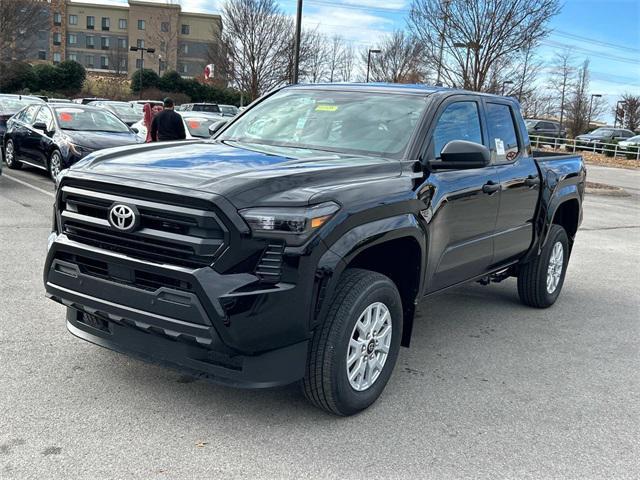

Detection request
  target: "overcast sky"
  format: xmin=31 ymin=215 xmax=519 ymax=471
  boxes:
xmin=85 ymin=0 xmax=640 ymax=122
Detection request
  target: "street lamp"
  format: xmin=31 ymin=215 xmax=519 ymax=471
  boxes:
xmin=453 ymin=41 xmax=481 ymax=90
xmin=292 ymin=0 xmax=303 ymax=84
xmin=158 ymin=54 xmax=162 ymax=76
xmin=502 ymin=80 xmax=514 ymax=96
xmin=366 ymin=49 xmax=381 ymax=83
xmin=614 ymin=100 xmax=626 ymax=128
xmin=435 ymin=0 xmax=452 ymax=86
xmin=587 ymin=93 xmax=602 ymax=130
xmin=130 ymin=45 xmax=155 ymax=99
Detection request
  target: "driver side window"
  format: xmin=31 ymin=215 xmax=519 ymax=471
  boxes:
xmin=432 ymin=101 xmax=483 ymax=158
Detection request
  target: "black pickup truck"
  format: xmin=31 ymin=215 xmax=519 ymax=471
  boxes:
xmin=44 ymin=84 xmax=585 ymax=415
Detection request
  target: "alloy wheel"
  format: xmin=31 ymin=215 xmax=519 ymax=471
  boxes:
xmin=546 ymin=241 xmax=564 ymax=294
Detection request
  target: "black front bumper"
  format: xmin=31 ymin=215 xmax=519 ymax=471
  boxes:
xmin=45 ymin=235 xmax=311 ymax=388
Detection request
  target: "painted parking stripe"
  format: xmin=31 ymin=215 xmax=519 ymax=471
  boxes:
xmin=2 ymin=173 xmax=55 ymax=198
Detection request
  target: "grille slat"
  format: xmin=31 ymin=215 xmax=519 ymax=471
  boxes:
xmin=60 ymin=185 xmax=228 ymax=268
xmin=255 ymin=242 xmax=285 ymax=283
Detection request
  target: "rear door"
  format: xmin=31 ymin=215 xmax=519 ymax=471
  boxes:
xmin=487 ymin=100 xmax=540 ymax=265
xmin=12 ymin=105 xmax=40 ymax=162
xmin=32 ymin=105 xmax=55 ymax=167
xmin=419 ymin=96 xmax=501 ymax=292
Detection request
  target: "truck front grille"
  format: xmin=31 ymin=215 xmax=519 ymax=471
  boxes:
xmin=59 ymin=185 xmax=227 ymax=269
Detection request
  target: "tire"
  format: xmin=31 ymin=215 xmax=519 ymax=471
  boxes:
xmin=48 ymin=149 xmax=63 ymax=181
xmin=303 ymin=268 xmax=403 ymax=416
xmin=4 ymin=140 xmax=21 ymax=169
xmin=518 ymin=224 xmax=569 ymax=308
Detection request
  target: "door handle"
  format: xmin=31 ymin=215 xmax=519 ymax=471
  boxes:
xmin=524 ymin=175 xmax=540 ymax=188
xmin=482 ymin=181 xmax=501 ymax=195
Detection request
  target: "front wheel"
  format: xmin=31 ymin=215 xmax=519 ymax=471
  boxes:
xmin=4 ymin=140 xmax=21 ymax=169
xmin=518 ymin=224 xmax=569 ymax=308
xmin=48 ymin=150 xmax=63 ymax=181
xmin=303 ymin=268 xmax=403 ymax=416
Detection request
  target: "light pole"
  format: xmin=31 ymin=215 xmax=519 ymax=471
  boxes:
xmin=614 ymin=100 xmax=626 ymax=128
xmin=453 ymin=41 xmax=481 ymax=89
xmin=158 ymin=54 xmax=162 ymax=76
xmin=366 ymin=49 xmax=381 ymax=83
xmin=130 ymin=45 xmax=155 ymax=99
xmin=435 ymin=0 xmax=452 ymax=86
xmin=502 ymin=80 xmax=514 ymax=96
xmin=292 ymin=0 xmax=303 ymax=84
xmin=587 ymin=93 xmax=602 ymax=131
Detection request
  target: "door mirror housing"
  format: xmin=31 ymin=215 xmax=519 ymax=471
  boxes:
xmin=429 ymin=140 xmax=491 ymax=170
xmin=33 ymin=122 xmax=48 ymax=132
xmin=208 ymin=119 xmax=228 ymax=137
xmin=130 ymin=127 xmax=139 ymax=134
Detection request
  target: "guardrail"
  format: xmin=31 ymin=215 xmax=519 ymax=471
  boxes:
xmin=529 ymin=134 xmax=640 ymax=160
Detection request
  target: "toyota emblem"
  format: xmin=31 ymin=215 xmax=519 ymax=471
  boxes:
xmin=108 ymin=204 xmax=139 ymax=232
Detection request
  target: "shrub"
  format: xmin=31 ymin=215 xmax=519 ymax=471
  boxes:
xmin=625 ymin=146 xmax=640 ymax=160
xmin=57 ymin=60 xmax=86 ymax=92
xmin=603 ymin=140 xmax=617 ymax=157
xmin=130 ymin=69 xmax=160 ymax=93
xmin=32 ymin=64 xmax=63 ymax=92
xmin=0 ymin=61 xmax=37 ymax=92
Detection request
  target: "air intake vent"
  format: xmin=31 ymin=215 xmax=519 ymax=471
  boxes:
xmin=255 ymin=242 xmax=285 ymax=283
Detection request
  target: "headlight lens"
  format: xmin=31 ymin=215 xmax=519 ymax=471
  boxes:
xmin=239 ymin=202 xmax=340 ymax=236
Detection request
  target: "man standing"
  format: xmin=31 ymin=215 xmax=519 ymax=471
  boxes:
xmin=150 ymin=97 xmax=186 ymax=142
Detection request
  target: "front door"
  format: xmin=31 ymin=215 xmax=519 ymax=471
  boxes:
xmin=418 ymin=98 xmax=501 ymax=293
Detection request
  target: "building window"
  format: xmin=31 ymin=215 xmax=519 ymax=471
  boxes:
xmin=136 ymin=39 xmax=144 ymax=49
xmin=181 ymin=24 xmax=190 ymax=35
xmin=101 ymin=56 xmax=109 ymax=69
xmin=181 ymin=44 xmax=189 ymax=54
xmin=53 ymin=52 xmax=61 ymax=64
xmin=68 ymin=33 xmax=77 ymax=45
xmin=119 ymin=18 xmax=127 ymax=29
xmin=161 ymin=22 xmax=170 ymax=32
xmin=101 ymin=37 xmax=110 ymax=49
xmin=102 ymin=17 xmax=110 ymax=31
xmin=54 ymin=12 xmax=62 ymax=25
xmin=120 ymin=58 xmax=127 ymax=70
xmin=38 ymin=30 xmax=47 ymax=41
xmin=160 ymin=41 xmax=166 ymax=52
xmin=136 ymin=58 xmax=143 ymax=69
xmin=181 ymin=63 xmax=188 ymax=74
xmin=137 ymin=19 xmax=145 ymax=30
xmin=69 ymin=53 xmax=77 ymax=62
xmin=87 ymin=16 xmax=95 ymax=29
xmin=159 ymin=59 xmax=165 ymax=72
xmin=86 ymin=55 xmax=94 ymax=68
xmin=118 ymin=38 xmax=127 ymax=49
xmin=69 ymin=14 xmax=78 ymax=25
xmin=86 ymin=35 xmax=95 ymax=48
xmin=53 ymin=32 xmax=61 ymax=45
xmin=38 ymin=50 xmax=46 ymax=60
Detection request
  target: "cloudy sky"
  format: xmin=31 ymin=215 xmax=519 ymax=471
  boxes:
xmin=84 ymin=0 xmax=640 ymax=119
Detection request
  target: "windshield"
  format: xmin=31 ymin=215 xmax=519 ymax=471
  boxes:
xmin=525 ymin=120 xmax=537 ymax=128
xmin=590 ymin=128 xmax=613 ymax=136
xmin=107 ymin=103 xmax=140 ymax=117
xmin=0 ymin=97 xmax=43 ymax=114
xmin=220 ymin=105 xmax=238 ymax=115
xmin=183 ymin=116 xmax=216 ymax=138
xmin=220 ymin=89 xmax=428 ymax=158
xmin=628 ymin=135 xmax=640 ymax=142
xmin=193 ymin=104 xmax=220 ymax=113
xmin=55 ymin=107 xmax=130 ymax=133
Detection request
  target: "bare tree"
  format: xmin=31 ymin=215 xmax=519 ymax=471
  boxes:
xmin=301 ymin=30 xmax=329 ymax=83
xmin=214 ymin=0 xmax=291 ymax=101
xmin=408 ymin=0 xmax=560 ymax=91
xmin=107 ymin=43 xmax=129 ymax=77
xmin=547 ymin=50 xmax=575 ymax=128
xmin=362 ymin=31 xmax=426 ymax=83
xmin=0 ymin=0 xmax=49 ymax=62
xmin=565 ymin=60 xmax=606 ymax=136
xmin=340 ymin=43 xmax=355 ymax=82
xmin=326 ymin=35 xmax=347 ymax=83
xmin=616 ymin=93 xmax=640 ymax=131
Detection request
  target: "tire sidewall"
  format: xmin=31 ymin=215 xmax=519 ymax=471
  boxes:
xmin=49 ymin=150 xmax=63 ymax=181
xmin=538 ymin=225 xmax=569 ymax=306
xmin=331 ymin=278 xmax=403 ymax=415
xmin=5 ymin=140 xmax=17 ymax=168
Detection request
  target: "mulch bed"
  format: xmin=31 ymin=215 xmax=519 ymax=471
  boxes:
xmin=536 ymin=147 xmax=640 ymax=170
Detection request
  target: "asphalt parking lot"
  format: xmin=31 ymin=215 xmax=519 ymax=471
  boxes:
xmin=1 ymin=165 xmax=638 ymax=479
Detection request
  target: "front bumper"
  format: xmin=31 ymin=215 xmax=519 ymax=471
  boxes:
xmin=44 ymin=234 xmax=313 ymax=388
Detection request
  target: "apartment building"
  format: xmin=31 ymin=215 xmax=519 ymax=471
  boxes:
xmin=42 ymin=0 xmax=222 ymax=78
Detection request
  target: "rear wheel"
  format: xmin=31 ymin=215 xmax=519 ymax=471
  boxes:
xmin=4 ymin=140 xmax=21 ymax=169
xmin=48 ymin=150 xmax=63 ymax=181
xmin=517 ymin=224 xmax=569 ymax=308
xmin=303 ymin=268 xmax=402 ymax=416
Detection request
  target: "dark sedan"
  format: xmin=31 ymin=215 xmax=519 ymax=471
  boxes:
xmin=3 ymin=103 xmax=140 ymax=180
xmin=0 ymin=94 xmax=45 ymax=171
xmin=575 ymin=127 xmax=635 ymax=150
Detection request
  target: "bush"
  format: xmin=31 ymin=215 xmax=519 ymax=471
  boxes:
xmin=32 ymin=64 xmax=63 ymax=92
xmin=603 ymin=140 xmax=617 ymax=157
xmin=0 ymin=61 xmax=37 ymax=92
xmin=625 ymin=146 xmax=640 ymax=160
xmin=57 ymin=60 xmax=86 ymax=91
xmin=158 ymin=70 xmax=184 ymax=92
xmin=130 ymin=69 xmax=160 ymax=93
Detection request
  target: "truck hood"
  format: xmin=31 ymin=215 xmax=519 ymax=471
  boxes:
xmin=69 ymin=140 xmax=403 ymax=207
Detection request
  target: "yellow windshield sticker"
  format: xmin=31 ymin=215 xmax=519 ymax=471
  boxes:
xmin=315 ymin=105 xmax=338 ymax=112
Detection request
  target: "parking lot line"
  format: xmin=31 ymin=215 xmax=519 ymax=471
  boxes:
xmin=2 ymin=172 xmax=55 ymax=198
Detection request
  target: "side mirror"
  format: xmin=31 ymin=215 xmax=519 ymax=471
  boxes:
xmin=33 ymin=122 xmax=48 ymax=132
xmin=533 ymin=125 xmax=540 ymax=130
xmin=131 ymin=127 xmax=139 ymax=134
xmin=429 ymin=140 xmax=491 ymax=170
xmin=208 ymin=119 xmax=229 ymax=137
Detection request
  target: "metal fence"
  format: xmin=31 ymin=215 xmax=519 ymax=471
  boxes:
xmin=529 ymin=135 xmax=640 ymax=160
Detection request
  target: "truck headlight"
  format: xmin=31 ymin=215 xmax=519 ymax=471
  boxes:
xmin=239 ymin=202 xmax=340 ymax=237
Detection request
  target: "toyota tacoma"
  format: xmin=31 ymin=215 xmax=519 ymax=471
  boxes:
xmin=44 ymin=84 xmax=585 ymax=415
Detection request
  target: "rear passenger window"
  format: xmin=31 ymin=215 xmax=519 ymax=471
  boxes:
xmin=22 ymin=105 xmax=40 ymax=124
xmin=487 ymin=103 xmax=519 ymax=162
xmin=432 ymin=101 xmax=483 ymax=157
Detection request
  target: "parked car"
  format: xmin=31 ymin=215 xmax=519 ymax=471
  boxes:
xmin=218 ymin=104 xmax=240 ymax=117
xmin=131 ymin=111 xmax=221 ymax=141
xmin=0 ymin=94 xmax=45 ymax=169
xmin=3 ymin=103 xmax=140 ymax=180
xmin=177 ymin=102 xmax=223 ymax=115
xmin=575 ymin=127 xmax=635 ymax=150
xmin=88 ymin=100 xmax=142 ymax=126
xmin=72 ymin=97 xmax=108 ymax=105
xmin=525 ymin=118 xmax=567 ymax=141
xmin=45 ymin=84 xmax=585 ymax=415
xmin=130 ymin=100 xmax=163 ymax=109
xmin=618 ymin=134 xmax=640 ymax=150
xmin=48 ymin=98 xmax=73 ymax=104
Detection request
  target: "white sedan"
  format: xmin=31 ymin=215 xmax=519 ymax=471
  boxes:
xmin=131 ymin=112 xmax=223 ymax=141
xmin=618 ymin=135 xmax=640 ymax=150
